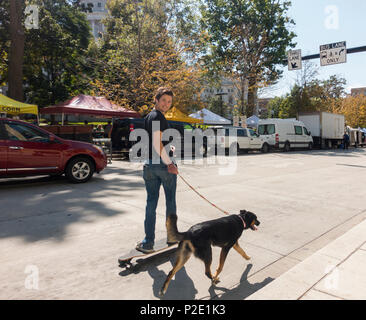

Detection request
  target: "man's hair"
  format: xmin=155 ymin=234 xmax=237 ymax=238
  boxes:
xmin=155 ymin=87 xmax=174 ymax=102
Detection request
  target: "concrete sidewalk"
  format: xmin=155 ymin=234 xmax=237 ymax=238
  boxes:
xmin=246 ymin=218 xmax=366 ymax=300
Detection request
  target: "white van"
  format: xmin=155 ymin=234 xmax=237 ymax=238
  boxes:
xmin=257 ymin=119 xmax=313 ymax=151
xmin=212 ymin=126 xmax=269 ymax=154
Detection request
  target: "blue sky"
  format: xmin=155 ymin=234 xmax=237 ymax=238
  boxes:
xmin=260 ymin=0 xmax=366 ymax=98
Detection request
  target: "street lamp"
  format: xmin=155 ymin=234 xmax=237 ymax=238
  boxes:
xmin=215 ymin=92 xmax=228 ymax=117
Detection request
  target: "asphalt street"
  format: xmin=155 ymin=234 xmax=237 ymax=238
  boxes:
xmin=0 ymin=148 xmax=365 ymax=300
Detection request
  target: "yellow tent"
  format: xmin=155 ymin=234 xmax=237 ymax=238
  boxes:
xmin=0 ymin=94 xmax=38 ymax=116
xmin=164 ymin=107 xmax=203 ymax=124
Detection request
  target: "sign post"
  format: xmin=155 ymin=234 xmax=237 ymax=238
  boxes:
xmin=287 ymin=49 xmax=302 ymax=71
xmin=320 ymin=41 xmax=347 ymax=66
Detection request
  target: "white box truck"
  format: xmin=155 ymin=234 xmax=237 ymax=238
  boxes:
xmin=298 ymin=112 xmax=345 ymax=148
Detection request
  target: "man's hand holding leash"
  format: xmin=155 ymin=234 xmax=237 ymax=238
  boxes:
xmin=167 ymin=163 xmax=178 ymax=175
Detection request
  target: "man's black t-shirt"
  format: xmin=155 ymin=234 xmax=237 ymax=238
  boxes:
xmin=144 ymin=109 xmax=170 ymax=161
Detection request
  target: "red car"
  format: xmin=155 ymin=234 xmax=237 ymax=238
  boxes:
xmin=0 ymin=118 xmax=107 ymax=183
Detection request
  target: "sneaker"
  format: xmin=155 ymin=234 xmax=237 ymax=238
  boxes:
xmin=135 ymin=241 xmax=154 ymax=254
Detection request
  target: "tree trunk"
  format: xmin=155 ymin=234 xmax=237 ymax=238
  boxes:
xmin=8 ymin=0 xmax=24 ymax=101
xmin=247 ymin=77 xmax=258 ymax=117
xmin=239 ymin=78 xmax=246 ymax=116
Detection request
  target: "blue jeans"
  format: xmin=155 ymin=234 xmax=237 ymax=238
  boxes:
xmin=142 ymin=163 xmax=177 ymax=245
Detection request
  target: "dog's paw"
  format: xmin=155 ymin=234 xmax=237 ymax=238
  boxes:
xmin=245 ymin=256 xmax=251 ymax=260
xmin=212 ymin=277 xmax=220 ymax=285
xmin=158 ymin=289 xmax=165 ymax=297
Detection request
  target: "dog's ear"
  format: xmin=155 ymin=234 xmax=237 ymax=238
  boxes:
xmin=240 ymin=210 xmax=247 ymax=214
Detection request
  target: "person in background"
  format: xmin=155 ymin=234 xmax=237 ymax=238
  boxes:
xmin=343 ymin=131 xmax=350 ymax=150
xmin=104 ymin=120 xmax=112 ymax=138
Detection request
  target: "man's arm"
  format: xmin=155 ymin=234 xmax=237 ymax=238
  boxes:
xmin=152 ymin=130 xmax=178 ymax=174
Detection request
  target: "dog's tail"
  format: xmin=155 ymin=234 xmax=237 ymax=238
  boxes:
xmin=166 ymin=215 xmax=187 ymax=242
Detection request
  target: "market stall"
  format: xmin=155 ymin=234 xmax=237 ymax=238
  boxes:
xmin=189 ymin=108 xmax=230 ymax=125
xmin=0 ymin=94 xmax=38 ymax=119
xmin=165 ymin=107 xmax=203 ymax=124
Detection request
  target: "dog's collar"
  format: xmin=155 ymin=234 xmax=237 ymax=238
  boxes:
xmin=238 ymin=215 xmax=246 ymax=229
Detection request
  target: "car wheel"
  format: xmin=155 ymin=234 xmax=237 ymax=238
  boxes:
xmin=261 ymin=143 xmax=269 ymax=153
xmin=65 ymin=157 xmax=95 ymax=183
xmin=284 ymin=142 xmax=290 ymax=152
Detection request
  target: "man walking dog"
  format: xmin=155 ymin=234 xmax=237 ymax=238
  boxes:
xmin=136 ymin=87 xmax=179 ymax=253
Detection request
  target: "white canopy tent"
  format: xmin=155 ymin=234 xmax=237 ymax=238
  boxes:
xmin=246 ymin=115 xmax=260 ymax=127
xmin=189 ymin=108 xmax=231 ymax=125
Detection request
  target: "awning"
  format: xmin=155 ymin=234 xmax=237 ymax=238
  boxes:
xmin=246 ymin=115 xmax=260 ymax=127
xmin=165 ymin=107 xmax=203 ymax=124
xmin=0 ymin=94 xmax=38 ymax=116
xmin=189 ymin=108 xmax=231 ymax=125
xmin=40 ymin=94 xmax=141 ymax=118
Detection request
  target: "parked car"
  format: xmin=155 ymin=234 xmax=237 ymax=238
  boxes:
xmin=210 ymin=126 xmax=269 ymax=154
xmin=0 ymin=118 xmax=107 ymax=183
xmin=257 ymin=119 xmax=313 ymax=151
xmin=111 ymin=118 xmax=209 ymax=158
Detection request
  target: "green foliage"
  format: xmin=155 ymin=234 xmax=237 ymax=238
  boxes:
xmin=89 ymin=0 xmax=204 ymax=113
xmin=206 ymin=96 xmax=230 ymax=118
xmin=200 ymin=0 xmax=296 ymax=116
xmin=23 ymin=0 xmax=92 ymax=107
xmin=0 ymin=0 xmax=91 ymax=105
xmin=0 ymin=0 xmax=10 ymax=85
xmin=267 ymin=74 xmax=347 ymax=118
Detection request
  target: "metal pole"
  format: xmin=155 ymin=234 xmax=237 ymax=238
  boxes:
xmin=283 ymin=45 xmax=366 ymax=63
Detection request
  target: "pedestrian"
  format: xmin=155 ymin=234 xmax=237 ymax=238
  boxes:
xmin=104 ymin=120 xmax=112 ymax=138
xmin=136 ymin=87 xmax=179 ymax=253
xmin=343 ymin=132 xmax=350 ymax=150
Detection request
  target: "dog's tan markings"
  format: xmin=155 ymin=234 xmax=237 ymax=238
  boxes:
xmin=159 ymin=241 xmax=192 ymax=297
xmin=233 ymin=241 xmax=251 ymax=260
xmin=212 ymin=248 xmax=230 ymax=284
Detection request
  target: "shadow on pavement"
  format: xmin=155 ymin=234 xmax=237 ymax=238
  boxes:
xmin=118 ymin=251 xmax=198 ymax=300
xmin=208 ymin=264 xmax=274 ymax=300
xmin=0 ymin=165 xmax=144 ymax=243
xmin=149 ymin=262 xmax=198 ymax=300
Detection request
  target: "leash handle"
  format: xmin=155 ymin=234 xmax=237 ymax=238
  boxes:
xmin=178 ymin=173 xmax=230 ymax=216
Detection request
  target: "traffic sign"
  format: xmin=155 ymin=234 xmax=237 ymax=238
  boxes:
xmin=320 ymin=41 xmax=347 ymax=66
xmin=287 ymin=49 xmax=302 ymax=71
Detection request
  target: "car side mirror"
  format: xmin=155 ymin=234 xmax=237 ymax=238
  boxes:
xmin=49 ymin=135 xmax=56 ymax=143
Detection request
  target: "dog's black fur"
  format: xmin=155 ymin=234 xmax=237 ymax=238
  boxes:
xmin=160 ymin=210 xmax=260 ymax=296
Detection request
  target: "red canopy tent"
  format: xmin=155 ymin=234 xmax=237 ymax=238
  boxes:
xmin=40 ymin=94 xmax=141 ymax=123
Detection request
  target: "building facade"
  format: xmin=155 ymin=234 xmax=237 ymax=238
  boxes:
xmin=80 ymin=0 xmax=108 ymax=39
xmin=200 ymin=78 xmax=247 ymax=107
xmin=351 ymin=87 xmax=366 ymax=97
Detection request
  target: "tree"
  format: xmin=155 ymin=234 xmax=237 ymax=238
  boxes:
xmin=0 ymin=1 xmax=10 ymax=86
xmin=8 ymin=0 xmax=25 ymax=101
xmin=200 ymin=0 xmax=296 ymax=116
xmin=335 ymin=95 xmax=366 ymax=128
xmin=90 ymin=0 xmax=204 ymax=115
xmin=267 ymin=74 xmax=348 ymax=119
xmin=23 ymin=0 xmax=91 ymax=107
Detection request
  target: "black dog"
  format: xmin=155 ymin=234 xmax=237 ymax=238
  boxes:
xmin=160 ymin=210 xmax=260 ymax=296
